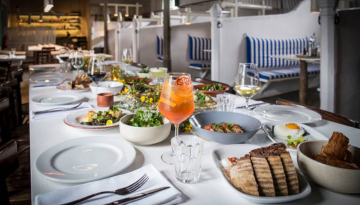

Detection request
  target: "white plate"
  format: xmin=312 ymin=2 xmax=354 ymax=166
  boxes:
xmin=253 ymin=105 xmax=322 ymax=123
xmin=64 ymin=108 xmax=132 ymax=130
xmin=32 ymin=93 xmax=84 ymax=106
xmin=30 ymin=76 xmax=65 ymax=85
xmin=263 ymin=123 xmax=328 ymax=152
xmin=35 ymin=137 xmax=136 ymax=183
xmin=211 ymin=144 xmax=311 ymax=204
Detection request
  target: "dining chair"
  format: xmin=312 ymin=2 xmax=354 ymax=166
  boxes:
xmin=11 ymin=70 xmax=29 ymax=124
xmin=0 ymin=84 xmax=29 ymax=146
xmin=276 ymin=98 xmax=359 ymax=128
xmin=0 ymin=97 xmax=12 ymax=144
xmin=0 ymin=139 xmax=31 ymax=205
xmin=194 ymin=77 xmax=236 ymax=94
xmin=34 ymin=51 xmax=53 ymax=64
xmin=2 ymin=79 xmax=23 ymax=126
xmin=0 ymin=61 xmax=12 ymax=84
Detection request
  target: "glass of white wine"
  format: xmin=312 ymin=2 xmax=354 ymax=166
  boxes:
xmin=122 ymin=48 xmax=133 ymax=75
xmin=235 ymin=63 xmax=261 ymax=110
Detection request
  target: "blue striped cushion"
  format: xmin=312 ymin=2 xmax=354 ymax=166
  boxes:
xmin=247 ymin=65 xmax=320 ymax=80
xmin=158 ymin=56 xmax=163 ymax=60
xmin=157 ymin=36 xmax=164 ymax=56
xmin=246 ymin=36 xmax=309 ymax=68
xmin=189 ymin=63 xmax=211 ymax=68
xmin=189 ymin=36 xmax=211 ymax=61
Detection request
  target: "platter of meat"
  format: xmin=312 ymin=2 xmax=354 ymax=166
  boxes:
xmin=211 ymin=143 xmax=311 ymax=203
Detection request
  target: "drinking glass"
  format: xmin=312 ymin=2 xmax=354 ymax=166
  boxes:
xmin=150 ymin=67 xmax=168 ymax=84
xmin=88 ymin=56 xmax=106 ymax=98
xmin=159 ymin=73 xmax=195 ymax=164
xmin=235 ymin=63 xmax=261 ymax=110
xmin=59 ymin=48 xmax=69 ymax=73
xmin=122 ymin=48 xmax=133 ymax=74
xmin=171 ymin=135 xmax=204 ymax=183
xmin=70 ymin=51 xmax=85 ymax=76
xmin=10 ymin=48 xmax=16 ymax=57
xmin=216 ymin=94 xmax=235 ymax=112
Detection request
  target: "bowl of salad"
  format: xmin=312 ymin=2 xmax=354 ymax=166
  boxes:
xmin=137 ymin=68 xmax=150 ymax=78
xmin=193 ymin=83 xmax=229 ymax=97
xmin=119 ymin=109 xmax=171 ymax=145
xmin=125 ymin=77 xmax=152 ymax=85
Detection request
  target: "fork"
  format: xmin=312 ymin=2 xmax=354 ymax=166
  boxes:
xmin=61 ymin=174 xmax=149 ymax=205
xmin=32 ymin=102 xmax=83 ymax=115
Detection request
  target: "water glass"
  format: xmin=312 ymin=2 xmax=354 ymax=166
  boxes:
xmin=171 ymin=135 xmax=204 ymax=183
xmin=10 ymin=48 xmax=16 ymax=57
xmin=216 ymin=94 xmax=235 ymax=112
xmin=89 ymin=50 xmax=95 ymax=56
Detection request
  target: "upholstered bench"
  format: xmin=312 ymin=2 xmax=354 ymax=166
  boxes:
xmin=246 ymin=36 xmax=320 ymax=94
xmin=188 ymin=35 xmax=211 ymax=78
xmin=156 ymin=35 xmax=164 ymax=62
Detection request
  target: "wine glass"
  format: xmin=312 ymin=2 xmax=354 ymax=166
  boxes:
xmin=158 ymin=73 xmax=195 ymax=164
xmin=122 ymin=48 xmax=133 ymax=75
xmin=70 ymin=51 xmax=85 ymax=76
xmin=58 ymin=48 xmax=69 ymax=73
xmin=234 ymin=63 xmax=261 ymax=110
xmin=88 ymin=56 xmax=106 ymax=98
xmin=150 ymin=67 xmax=168 ymax=84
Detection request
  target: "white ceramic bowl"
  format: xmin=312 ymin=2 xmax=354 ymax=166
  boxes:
xmin=119 ymin=114 xmax=171 ymax=145
xmin=297 ymin=140 xmax=360 ymax=193
xmin=137 ymin=72 xmax=150 ymax=78
xmin=90 ymin=81 xmax=124 ymax=95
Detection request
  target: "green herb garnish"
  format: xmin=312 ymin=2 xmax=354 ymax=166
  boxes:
xmin=286 ymin=135 xmax=308 ymax=147
xmin=199 ymin=83 xmax=223 ymax=91
xmin=128 ymin=108 xmax=163 ymax=127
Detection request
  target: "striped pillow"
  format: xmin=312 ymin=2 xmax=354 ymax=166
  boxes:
xmin=189 ymin=35 xmax=211 ymax=61
xmin=157 ymin=35 xmax=164 ymax=56
xmin=246 ymin=36 xmax=309 ymax=68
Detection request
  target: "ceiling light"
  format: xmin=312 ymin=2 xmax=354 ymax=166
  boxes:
xmin=311 ymin=0 xmax=320 ymax=13
xmin=114 ymin=6 xmax=118 ymax=16
xmin=117 ymin=12 xmax=123 ymax=22
xmin=44 ymin=0 xmax=54 ymax=13
xmin=125 ymin=6 xmax=129 ymax=17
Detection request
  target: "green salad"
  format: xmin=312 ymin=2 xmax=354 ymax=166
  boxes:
xmin=194 ymin=92 xmax=216 ymax=107
xmin=198 ymin=83 xmax=223 ymax=91
xmin=139 ymin=67 xmax=149 ymax=73
xmin=126 ymin=77 xmax=149 ymax=83
xmin=128 ymin=109 xmax=163 ymax=127
xmin=286 ymin=135 xmax=308 ymax=148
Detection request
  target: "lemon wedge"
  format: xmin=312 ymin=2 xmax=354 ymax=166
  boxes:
xmin=106 ymin=120 xmax=113 ymax=125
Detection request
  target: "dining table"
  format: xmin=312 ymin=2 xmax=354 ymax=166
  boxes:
xmin=28 ymin=64 xmax=360 ymax=204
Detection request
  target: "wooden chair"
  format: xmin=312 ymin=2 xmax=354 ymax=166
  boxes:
xmin=0 ymin=97 xmax=12 ymax=144
xmin=276 ymin=99 xmax=359 ymax=128
xmin=194 ymin=77 xmax=236 ymax=94
xmin=0 ymin=62 xmax=12 ymax=84
xmin=0 ymin=84 xmax=29 ymax=146
xmin=11 ymin=70 xmax=29 ymax=123
xmin=34 ymin=51 xmax=53 ymax=64
xmin=0 ymin=139 xmax=31 ymax=205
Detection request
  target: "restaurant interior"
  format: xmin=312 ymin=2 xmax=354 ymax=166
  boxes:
xmin=1 ymin=0 xmax=360 ymax=204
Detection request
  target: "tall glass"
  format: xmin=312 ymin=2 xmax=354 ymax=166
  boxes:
xmin=122 ymin=48 xmax=133 ymax=74
xmin=158 ymin=73 xmax=195 ymax=164
xmin=70 ymin=51 xmax=85 ymax=76
xmin=88 ymin=56 xmax=106 ymax=98
xmin=234 ymin=63 xmax=261 ymax=110
xmin=59 ymin=48 xmax=69 ymax=73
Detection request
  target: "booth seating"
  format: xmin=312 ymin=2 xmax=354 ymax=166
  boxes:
xmin=188 ymin=35 xmax=211 ymax=78
xmin=156 ymin=36 xmax=164 ymax=62
xmin=246 ymin=35 xmax=320 ymax=94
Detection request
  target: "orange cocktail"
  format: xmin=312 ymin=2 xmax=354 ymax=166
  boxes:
xmin=159 ymin=73 xmax=194 ymax=130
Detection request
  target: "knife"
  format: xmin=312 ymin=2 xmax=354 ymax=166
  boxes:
xmin=104 ymin=187 xmax=170 ymax=205
xmin=235 ymin=102 xmax=267 ymax=109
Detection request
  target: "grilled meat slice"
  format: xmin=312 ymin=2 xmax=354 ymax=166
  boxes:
xmin=267 ymin=156 xmax=288 ymax=196
xmin=280 ymin=153 xmax=299 ymax=195
xmin=315 ymin=154 xmax=359 ymax=169
xmin=229 ymin=155 xmax=260 ymax=196
xmin=251 ymin=157 xmax=276 ymax=197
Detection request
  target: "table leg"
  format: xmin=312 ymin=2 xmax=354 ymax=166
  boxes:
xmin=299 ymin=60 xmax=308 ymax=105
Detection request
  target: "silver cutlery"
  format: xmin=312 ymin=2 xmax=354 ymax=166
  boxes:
xmin=32 ymin=79 xmax=69 ymax=87
xmin=61 ymin=174 xmax=149 ymax=205
xmin=235 ymin=102 xmax=267 ymax=109
xmin=32 ymin=102 xmax=83 ymax=115
xmin=104 ymin=186 xmax=170 ymax=205
xmin=261 ymin=123 xmax=278 ymax=143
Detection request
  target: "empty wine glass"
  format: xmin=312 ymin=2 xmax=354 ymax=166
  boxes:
xmin=234 ymin=63 xmax=261 ymax=110
xmin=88 ymin=56 xmax=106 ymax=97
xmin=70 ymin=51 xmax=85 ymax=76
xmin=122 ymin=48 xmax=133 ymax=75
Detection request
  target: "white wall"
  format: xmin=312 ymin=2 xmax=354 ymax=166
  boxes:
xmin=138 ymin=25 xmax=164 ymax=68
xmin=217 ymin=0 xmax=320 ymax=85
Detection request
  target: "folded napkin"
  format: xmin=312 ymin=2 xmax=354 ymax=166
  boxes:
xmin=234 ymin=97 xmax=269 ymax=109
xmin=35 ymin=164 xmax=182 ymax=205
xmin=31 ymin=102 xmax=93 ymax=120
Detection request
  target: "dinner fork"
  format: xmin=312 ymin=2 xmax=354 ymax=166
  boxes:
xmin=61 ymin=174 xmax=149 ymax=205
xmin=32 ymin=102 xmax=83 ymax=115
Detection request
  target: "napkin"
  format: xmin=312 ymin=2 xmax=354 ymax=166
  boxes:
xmin=35 ymin=164 xmax=182 ymax=205
xmin=234 ymin=97 xmax=269 ymax=109
xmin=31 ymin=102 xmax=93 ymax=120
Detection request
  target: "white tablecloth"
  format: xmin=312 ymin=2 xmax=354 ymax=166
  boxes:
xmin=28 ymin=66 xmax=360 ymax=204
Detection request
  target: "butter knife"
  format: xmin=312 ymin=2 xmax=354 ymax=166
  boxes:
xmin=104 ymin=187 xmax=170 ymax=205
